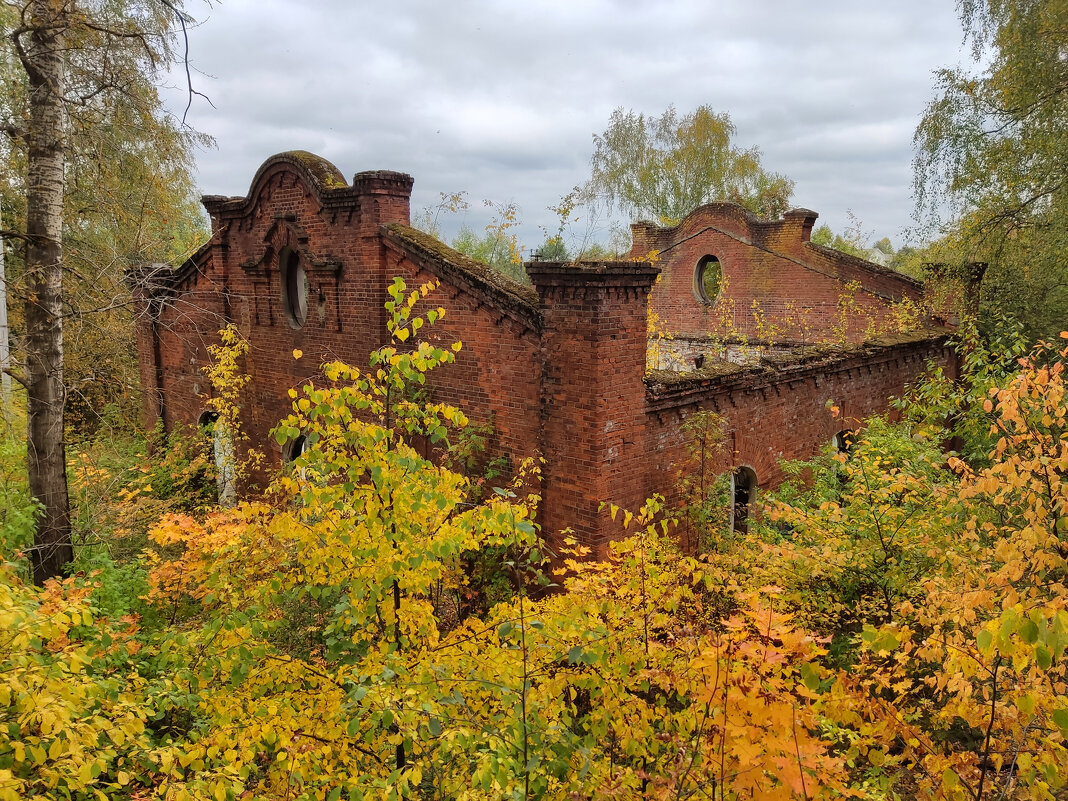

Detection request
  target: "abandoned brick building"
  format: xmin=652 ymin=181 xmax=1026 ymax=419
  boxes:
xmin=134 ymin=151 xmax=962 ymax=552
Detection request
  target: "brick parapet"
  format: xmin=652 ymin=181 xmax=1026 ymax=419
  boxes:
xmin=645 ymin=330 xmax=952 ymax=412
xmin=527 ymin=260 xmax=661 ymax=291
xmin=637 ymin=202 xmax=928 ymax=347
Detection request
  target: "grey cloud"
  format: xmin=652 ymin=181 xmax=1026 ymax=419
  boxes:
xmin=169 ymin=0 xmax=967 ymax=252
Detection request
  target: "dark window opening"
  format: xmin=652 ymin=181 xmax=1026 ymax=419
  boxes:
xmin=833 ymin=429 xmax=857 ymax=456
xmin=695 ymin=255 xmax=723 ymax=304
xmin=282 ymin=249 xmax=308 ymax=328
xmin=282 ymin=433 xmax=308 ymax=463
xmin=731 ymin=466 xmax=758 ymax=534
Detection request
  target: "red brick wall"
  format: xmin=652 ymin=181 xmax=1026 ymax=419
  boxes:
xmin=134 ymin=153 xmax=952 ymax=553
xmin=642 ymin=338 xmax=953 ymax=515
xmin=634 ymin=205 xmax=926 ymax=345
xmin=135 ymin=153 xmax=543 ymax=490
xmin=528 ymin=263 xmax=660 ymax=554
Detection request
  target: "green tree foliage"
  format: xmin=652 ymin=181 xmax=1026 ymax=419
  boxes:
xmin=914 ymin=0 xmax=1068 ymax=337
xmin=584 ymin=105 xmax=795 ymax=225
xmin=449 ymin=199 xmax=525 ymax=282
xmin=1 ymin=0 xmax=208 ymax=437
xmin=808 ymin=211 xmax=886 ymax=263
xmin=1 ymin=281 xmax=869 ymax=799
xmin=809 ymin=224 xmax=870 ymax=259
xmin=1 ymin=0 xmax=208 ymax=582
xmin=412 ymin=192 xmax=528 ymax=283
xmin=708 ymin=332 xmax=1068 ymax=797
xmin=898 ymin=315 xmax=1030 ymax=464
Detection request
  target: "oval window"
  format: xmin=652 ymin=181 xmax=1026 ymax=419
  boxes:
xmin=282 ymin=249 xmax=308 ymax=328
xmin=695 ymin=255 xmax=722 ymax=304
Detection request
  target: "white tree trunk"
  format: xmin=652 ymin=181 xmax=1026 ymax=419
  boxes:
xmin=21 ymin=0 xmax=72 ymax=583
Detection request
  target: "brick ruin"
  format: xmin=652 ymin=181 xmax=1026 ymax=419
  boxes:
xmin=133 ymin=151 xmax=965 ymax=554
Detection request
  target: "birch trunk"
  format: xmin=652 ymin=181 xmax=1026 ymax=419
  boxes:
xmin=21 ymin=0 xmax=72 ymax=584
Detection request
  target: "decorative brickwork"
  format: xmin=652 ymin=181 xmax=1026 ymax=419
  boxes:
xmin=134 ymin=152 xmax=958 ymax=553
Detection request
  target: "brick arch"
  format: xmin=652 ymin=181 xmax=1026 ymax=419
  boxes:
xmin=728 ymin=434 xmax=779 ymax=488
xmin=245 ymin=151 xmax=348 ymax=200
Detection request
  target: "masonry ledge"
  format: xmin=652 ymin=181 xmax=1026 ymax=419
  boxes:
xmin=644 ymin=330 xmax=952 ymax=409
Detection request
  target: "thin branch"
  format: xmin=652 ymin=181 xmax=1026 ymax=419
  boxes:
xmin=975 ymin=656 xmax=1001 ymax=801
xmin=156 ymin=0 xmax=213 ymax=124
xmin=2 ymin=365 xmax=28 ymax=389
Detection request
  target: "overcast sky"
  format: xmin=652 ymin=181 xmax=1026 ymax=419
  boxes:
xmin=165 ymin=0 xmax=969 ymax=255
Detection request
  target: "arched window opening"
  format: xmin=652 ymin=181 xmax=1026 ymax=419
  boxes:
xmin=281 ymin=248 xmax=308 ymax=328
xmin=198 ymin=409 xmax=237 ymax=506
xmin=730 ymin=466 xmax=758 ymax=534
xmin=695 ymin=255 xmax=723 ymax=304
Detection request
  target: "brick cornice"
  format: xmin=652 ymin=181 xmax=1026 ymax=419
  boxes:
xmin=526 ymin=260 xmax=660 ymax=292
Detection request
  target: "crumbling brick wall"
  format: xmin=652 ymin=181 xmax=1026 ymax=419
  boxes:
xmin=642 ymin=335 xmax=953 ymax=515
xmin=634 ymin=205 xmax=928 ymax=346
xmin=135 ymin=151 xmax=956 ymax=555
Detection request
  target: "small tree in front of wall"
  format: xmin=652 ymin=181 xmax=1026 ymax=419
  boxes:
xmin=675 ymin=409 xmax=732 ymax=553
xmin=201 ymin=325 xmax=264 ymax=505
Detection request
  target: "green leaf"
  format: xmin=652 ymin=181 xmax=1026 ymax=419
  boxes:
xmin=799 ymin=662 xmax=821 ymax=692
xmin=1019 ymin=618 xmax=1039 ymax=644
xmin=1052 ymin=707 xmax=1068 ymax=736
xmin=1036 ymin=644 xmax=1052 ymax=671
xmin=428 ymin=718 xmax=442 ymax=737
xmin=977 ymin=629 xmax=993 ymax=653
xmin=568 ymin=646 xmax=586 ymax=665
xmin=328 ymin=787 xmax=342 ymax=801
xmin=942 ymin=768 xmax=959 ymax=789
xmin=498 ymin=622 xmax=513 ymax=639
xmin=1017 ymin=693 xmax=1035 ymax=717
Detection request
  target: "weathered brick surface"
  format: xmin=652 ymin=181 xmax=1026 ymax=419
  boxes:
xmin=643 ymin=335 xmax=953 ymax=517
xmin=134 ymin=152 xmax=956 ymax=552
xmin=634 ymin=205 xmax=927 ymax=344
xmin=528 ymin=262 xmax=660 ymax=554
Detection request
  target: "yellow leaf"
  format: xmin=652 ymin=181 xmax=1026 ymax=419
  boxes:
xmin=292 ymin=349 xmax=303 ymax=360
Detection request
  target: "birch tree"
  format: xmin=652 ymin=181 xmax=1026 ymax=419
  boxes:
xmin=914 ymin=0 xmax=1068 ymax=337
xmin=584 ymin=105 xmax=795 ymax=225
xmin=2 ymin=0 xmax=205 ymax=583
